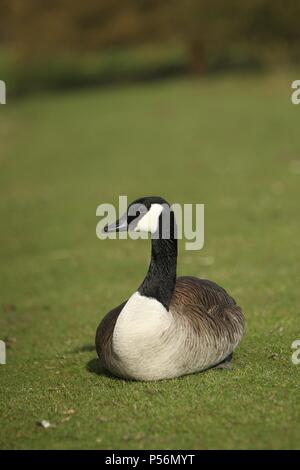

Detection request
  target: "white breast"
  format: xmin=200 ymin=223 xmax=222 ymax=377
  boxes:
xmin=111 ymin=292 xmax=233 ymax=381
xmin=112 ymin=292 xmax=178 ymax=380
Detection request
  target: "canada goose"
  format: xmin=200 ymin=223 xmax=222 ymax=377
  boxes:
xmin=96 ymin=196 xmax=244 ymax=381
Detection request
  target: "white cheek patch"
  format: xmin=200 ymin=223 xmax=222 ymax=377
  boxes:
xmin=135 ymin=204 xmax=163 ymax=234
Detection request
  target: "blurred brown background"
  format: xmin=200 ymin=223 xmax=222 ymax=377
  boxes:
xmin=1 ymin=0 xmax=300 ymax=95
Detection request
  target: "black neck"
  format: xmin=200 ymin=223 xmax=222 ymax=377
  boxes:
xmin=138 ymin=235 xmax=177 ymax=310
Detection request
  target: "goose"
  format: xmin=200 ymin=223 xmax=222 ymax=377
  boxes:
xmin=96 ymin=196 xmax=245 ymax=381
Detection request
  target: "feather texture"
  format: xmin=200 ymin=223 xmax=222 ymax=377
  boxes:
xmin=96 ymin=277 xmax=244 ymax=380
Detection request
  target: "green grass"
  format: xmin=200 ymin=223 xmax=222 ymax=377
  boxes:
xmin=0 ymin=72 xmax=300 ymax=449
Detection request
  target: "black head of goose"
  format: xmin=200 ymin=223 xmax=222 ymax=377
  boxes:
xmin=96 ymin=196 xmax=245 ymax=381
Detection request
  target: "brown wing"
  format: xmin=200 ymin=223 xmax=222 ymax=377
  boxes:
xmin=170 ymin=276 xmax=244 ymax=345
xmin=95 ymin=300 xmax=127 ymax=371
xmin=171 ymin=276 xmax=237 ymax=310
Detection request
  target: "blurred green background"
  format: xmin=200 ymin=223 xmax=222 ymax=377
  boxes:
xmin=1 ymin=0 xmax=300 ymax=450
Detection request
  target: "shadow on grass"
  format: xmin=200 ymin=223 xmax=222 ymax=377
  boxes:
xmin=72 ymin=343 xmax=116 ymax=378
xmin=72 ymin=344 xmax=95 ymax=353
xmin=86 ymin=358 xmax=137 ymax=382
xmin=71 ymin=343 xmax=123 ymax=379
xmin=86 ymin=358 xmax=116 ymax=379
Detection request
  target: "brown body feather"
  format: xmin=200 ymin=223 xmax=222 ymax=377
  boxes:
xmin=96 ymin=276 xmax=244 ymax=376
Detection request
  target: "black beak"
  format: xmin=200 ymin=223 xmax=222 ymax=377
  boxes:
xmin=103 ymin=213 xmax=128 ymax=233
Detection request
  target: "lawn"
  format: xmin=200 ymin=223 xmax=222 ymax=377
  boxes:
xmin=0 ymin=72 xmax=300 ymax=449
